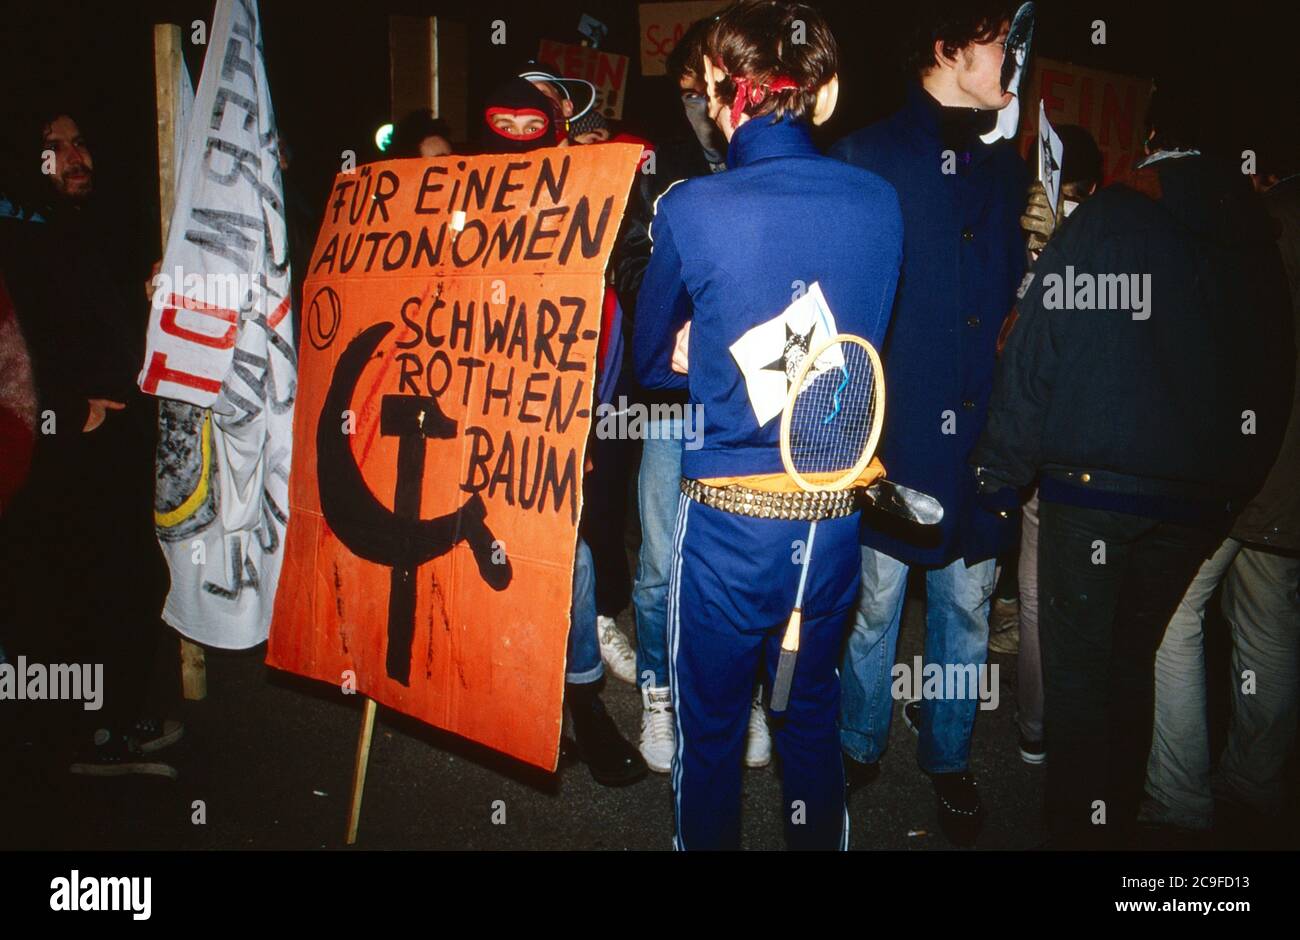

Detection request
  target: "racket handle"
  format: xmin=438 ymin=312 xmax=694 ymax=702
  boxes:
xmin=771 ymin=609 xmax=802 ymax=713
xmin=781 ymin=608 xmax=802 ymax=652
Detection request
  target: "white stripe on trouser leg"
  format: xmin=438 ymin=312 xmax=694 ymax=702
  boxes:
xmin=838 ymin=664 xmax=849 ymax=850
xmin=667 ymin=493 xmax=690 ymax=850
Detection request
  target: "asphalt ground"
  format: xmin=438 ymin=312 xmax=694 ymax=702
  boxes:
xmin=3 ymin=570 xmax=1294 ymax=852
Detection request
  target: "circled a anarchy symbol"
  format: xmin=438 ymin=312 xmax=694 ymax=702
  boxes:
xmin=307 ymin=285 xmax=342 ymax=351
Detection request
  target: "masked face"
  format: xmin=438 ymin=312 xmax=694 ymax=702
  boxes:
xmin=1000 ymin=2 xmax=1036 ymax=95
xmin=481 ymin=79 xmax=559 ymax=154
xmin=977 ymin=2 xmax=1036 ymax=143
xmin=682 ymin=93 xmax=726 ymax=165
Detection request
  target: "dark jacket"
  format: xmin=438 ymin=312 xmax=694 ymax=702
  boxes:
xmin=1231 ymin=174 xmax=1300 ymax=549
xmin=634 ymin=116 xmax=902 ymax=480
xmin=830 ymin=83 xmax=1028 ymax=566
xmin=972 ymin=154 xmax=1294 ymax=525
xmin=611 ymin=131 xmax=715 ymax=410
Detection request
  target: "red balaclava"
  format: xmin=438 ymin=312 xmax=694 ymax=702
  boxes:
xmin=481 ymin=78 xmax=559 ymax=154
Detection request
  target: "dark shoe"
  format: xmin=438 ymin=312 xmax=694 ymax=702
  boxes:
xmin=129 ymin=718 xmax=184 ymax=754
xmin=1018 ymin=735 xmax=1046 ymax=765
xmin=930 ymin=771 xmax=984 ymax=846
xmin=902 ymin=699 xmax=922 ymax=736
xmin=69 ymin=729 xmax=178 ymax=779
xmin=567 ymin=683 xmax=647 ymax=787
xmin=843 ymin=751 xmax=881 ymax=801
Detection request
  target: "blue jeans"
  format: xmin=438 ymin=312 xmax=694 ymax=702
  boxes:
xmin=840 ymin=548 xmax=996 ymax=773
xmin=633 ymin=420 xmax=683 ymax=689
xmin=568 ymin=538 xmax=603 ymax=684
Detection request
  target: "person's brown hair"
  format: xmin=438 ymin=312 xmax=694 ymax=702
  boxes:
xmin=704 ymin=0 xmax=838 ymax=124
xmin=666 ymin=16 xmax=715 ymax=84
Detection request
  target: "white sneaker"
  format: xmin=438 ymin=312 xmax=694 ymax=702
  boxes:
xmin=640 ymin=685 xmax=675 ymax=773
xmin=745 ymin=696 xmax=772 ymax=768
xmin=597 ymin=615 xmax=637 ymax=685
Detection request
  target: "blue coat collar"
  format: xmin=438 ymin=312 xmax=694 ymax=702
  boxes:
xmin=726 ymin=116 xmax=818 ymax=169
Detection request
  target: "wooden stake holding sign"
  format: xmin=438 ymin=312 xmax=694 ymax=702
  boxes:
xmin=346 ymin=697 xmax=379 ymax=845
xmin=152 ymin=22 xmax=207 ymax=702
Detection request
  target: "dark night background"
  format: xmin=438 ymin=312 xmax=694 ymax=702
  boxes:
xmin=0 ymin=0 xmax=1297 ymax=861
xmin=1 ymin=0 xmax=1296 ymax=270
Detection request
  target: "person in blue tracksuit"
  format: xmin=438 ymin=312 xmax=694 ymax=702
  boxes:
xmin=634 ymin=0 xmax=902 ymax=850
xmin=827 ymin=2 xmax=1030 ymax=845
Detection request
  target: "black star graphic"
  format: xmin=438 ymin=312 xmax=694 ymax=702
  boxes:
xmin=761 ymin=323 xmax=817 ymax=392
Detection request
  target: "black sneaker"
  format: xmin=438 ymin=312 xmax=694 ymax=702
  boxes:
xmin=1018 ymin=735 xmax=1046 ymax=765
xmin=129 ymin=718 xmax=184 ymax=754
xmin=902 ymin=699 xmax=923 ymax=736
xmin=567 ymin=686 xmax=648 ymax=787
xmin=930 ymin=771 xmax=984 ymax=846
xmin=69 ymin=729 xmax=178 ymax=779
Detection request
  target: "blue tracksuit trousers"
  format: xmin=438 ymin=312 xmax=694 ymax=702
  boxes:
xmin=667 ymin=492 xmax=860 ymax=850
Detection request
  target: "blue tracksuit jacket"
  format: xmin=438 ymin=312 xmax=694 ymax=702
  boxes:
xmin=633 ymin=114 xmax=902 ymax=850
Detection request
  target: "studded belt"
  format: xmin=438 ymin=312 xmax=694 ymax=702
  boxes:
xmin=680 ymin=478 xmax=856 ymax=521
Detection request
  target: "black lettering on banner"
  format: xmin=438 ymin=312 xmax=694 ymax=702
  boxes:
xmin=530 ymin=155 xmax=570 ymax=207
xmin=414 ymin=165 xmax=447 ymax=214
xmin=493 ymin=162 xmax=529 ymax=213
xmin=397 ymin=297 xmax=423 ymax=348
xmin=554 ymin=296 xmax=587 ymax=372
xmin=558 ymin=196 xmax=614 ymax=264
xmin=459 ymin=428 xmax=578 ymax=524
xmin=518 ymin=372 xmax=548 ymax=423
xmin=369 ymin=170 xmax=400 ymax=225
xmin=525 ymin=207 xmax=566 ymax=260
xmin=186 ymin=208 xmax=259 ymax=268
xmin=396 ymin=352 xmax=423 ymax=393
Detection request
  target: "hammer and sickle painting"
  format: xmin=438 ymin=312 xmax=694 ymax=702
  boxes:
xmin=317 ymin=322 xmax=512 ymax=686
xmin=267 ymin=145 xmax=641 ymax=769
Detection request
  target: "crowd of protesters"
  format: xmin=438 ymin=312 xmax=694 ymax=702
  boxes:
xmin=0 ymin=0 xmax=1296 ymax=851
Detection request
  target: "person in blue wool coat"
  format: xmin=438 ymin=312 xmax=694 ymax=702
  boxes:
xmin=634 ymin=0 xmax=902 ymax=850
xmin=828 ymin=1 xmax=1032 ymax=846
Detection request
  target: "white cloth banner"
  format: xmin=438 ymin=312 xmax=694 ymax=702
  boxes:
xmin=141 ymin=0 xmax=296 ymax=649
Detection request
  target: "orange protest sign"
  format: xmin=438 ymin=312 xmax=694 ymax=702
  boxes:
xmin=266 ymin=144 xmax=642 ymax=770
xmin=536 ymin=39 xmax=630 ymax=120
xmin=1018 ymin=57 xmax=1153 ymax=184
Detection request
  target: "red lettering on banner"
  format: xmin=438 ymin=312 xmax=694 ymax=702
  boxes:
xmin=1078 ymin=76 xmax=1094 ymax=131
xmin=159 ymin=293 xmax=239 ymax=349
xmin=140 ymin=351 xmax=224 ymax=395
xmin=1041 ymin=69 xmax=1072 ymax=117
xmin=595 ymin=54 xmax=626 ymax=89
xmin=268 ymin=294 xmax=291 ymax=329
xmin=1100 ymin=83 xmax=1137 ymax=148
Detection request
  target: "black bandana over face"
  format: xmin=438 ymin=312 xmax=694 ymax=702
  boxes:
xmin=481 ymin=78 xmax=558 ymax=154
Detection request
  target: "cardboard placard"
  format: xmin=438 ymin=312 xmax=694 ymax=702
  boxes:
xmin=267 ymin=144 xmax=642 ymax=770
xmin=1018 ymin=57 xmax=1153 ymax=184
xmin=537 ymin=39 xmax=630 ymax=120
xmin=637 ymin=1 xmax=727 ymax=77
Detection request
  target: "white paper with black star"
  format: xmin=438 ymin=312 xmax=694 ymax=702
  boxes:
xmin=728 ymin=281 xmax=840 ymax=427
